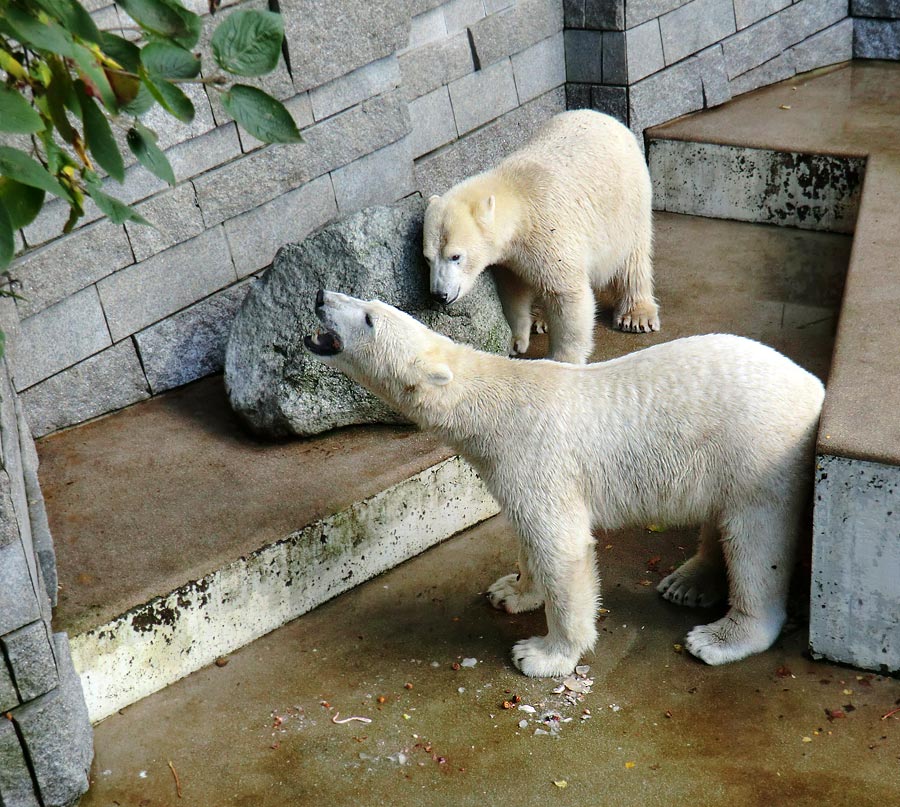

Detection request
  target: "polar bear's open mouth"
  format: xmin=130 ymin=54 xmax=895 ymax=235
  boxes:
xmin=304 ymin=328 xmax=343 ymax=356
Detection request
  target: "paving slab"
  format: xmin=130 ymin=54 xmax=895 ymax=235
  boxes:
xmin=79 ymin=515 xmax=900 ymax=807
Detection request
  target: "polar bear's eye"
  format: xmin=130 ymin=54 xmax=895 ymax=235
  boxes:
xmin=365 ymin=313 xmax=374 ymax=328
xmin=450 ymin=254 xmax=461 ymax=262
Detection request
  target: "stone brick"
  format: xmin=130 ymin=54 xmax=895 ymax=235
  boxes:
xmin=564 ymin=29 xmax=603 ymax=84
xmin=224 ymin=174 xmax=338 ymax=277
xmin=626 ymin=0 xmax=691 ymax=28
xmin=2 ymin=622 xmax=57 ymax=702
xmin=484 ymin=0 xmax=515 ymax=10
xmin=721 ymin=12 xmax=785 ymax=79
xmin=14 ymin=220 xmax=133 ymax=317
xmin=125 ymin=182 xmax=205 ymax=262
xmin=20 ymin=341 xmax=150 ymax=437
xmin=469 ymin=0 xmax=563 ymax=68
xmin=781 ymin=0 xmax=847 ymax=48
xmin=407 ymin=5 xmax=447 ymax=50
xmin=281 ymin=0 xmax=410 ymax=93
xmin=0 ymin=658 xmax=17 ymax=712
xmin=12 ymin=287 xmax=111 ymax=391
xmin=626 ymin=20 xmax=665 ymax=83
xmin=585 ymin=0 xmax=624 ymax=29
xmin=0 ymin=469 xmax=22 ymax=554
xmin=98 ymin=227 xmax=236 ymax=342
xmin=444 ymin=0 xmax=486 ymax=34
xmin=448 ymin=58 xmax=519 ymax=134
xmin=512 ymin=33 xmax=566 ymax=104
xmin=852 ymin=0 xmax=900 ymax=16
xmin=603 ymin=32 xmax=626 ymax=84
xmin=564 ymin=0 xmax=584 ymax=28
xmin=416 ymin=87 xmax=565 ymax=195
xmin=694 ymin=44 xmax=732 ymax=107
xmin=194 ymin=92 xmax=410 ymax=226
xmin=237 ymin=93 xmax=315 ymax=153
xmin=167 ymin=124 xmax=243 ymax=183
xmin=399 ymin=31 xmax=474 ymax=101
xmin=409 ymin=86 xmax=459 ymax=157
xmin=0 ymin=719 xmax=40 ymax=807
xmin=0 ymin=540 xmax=40 ymax=636
xmin=630 ymin=58 xmax=703 ymax=133
xmin=659 ymin=0 xmax=736 ymax=65
xmin=16 ymin=635 xmax=92 ymax=807
xmin=855 ymin=18 xmax=900 ymax=58
xmin=730 ymin=50 xmax=795 ymax=96
xmin=332 ymin=138 xmax=416 ymax=214
xmin=566 ymin=83 xmax=592 ymax=110
xmin=310 ymin=56 xmax=401 ymax=121
xmin=733 ymin=0 xmax=790 ymax=29
xmin=591 ymin=85 xmax=628 ymax=123
xmin=791 ymin=20 xmax=853 ymax=74
xmin=135 ymin=280 xmax=255 ymax=394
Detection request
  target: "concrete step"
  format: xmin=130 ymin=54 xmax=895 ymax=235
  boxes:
xmin=38 ymin=211 xmax=850 ymax=723
xmin=647 ymin=60 xmax=900 ymax=672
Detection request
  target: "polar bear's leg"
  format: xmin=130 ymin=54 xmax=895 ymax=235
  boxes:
xmin=545 ymin=284 xmax=596 ymax=364
xmin=685 ymin=503 xmax=796 ymax=665
xmin=494 ymin=267 xmax=536 ymax=356
xmin=487 ymin=544 xmax=545 ymax=613
xmin=614 ymin=238 xmax=660 ymax=334
xmin=510 ymin=510 xmax=599 ymax=677
xmin=657 ymin=521 xmax=728 ymax=608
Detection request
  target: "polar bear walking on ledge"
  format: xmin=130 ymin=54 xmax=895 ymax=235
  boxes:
xmin=305 ymin=292 xmax=825 ymax=676
xmin=424 ymin=110 xmax=658 ymax=364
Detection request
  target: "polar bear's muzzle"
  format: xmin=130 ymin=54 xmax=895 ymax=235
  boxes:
xmin=304 ymin=289 xmax=345 ymax=356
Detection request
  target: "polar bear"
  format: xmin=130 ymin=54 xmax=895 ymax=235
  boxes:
xmin=423 ymin=109 xmax=658 ymax=365
xmin=304 ymin=291 xmax=824 ymax=676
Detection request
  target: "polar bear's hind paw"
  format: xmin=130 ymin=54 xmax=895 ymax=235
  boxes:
xmin=684 ymin=609 xmax=785 ymax=666
xmin=657 ymin=557 xmax=726 ymax=608
xmin=487 ymin=573 xmax=544 ymax=613
xmin=615 ymin=301 xmax=660 ymax=334
xmin=512 ymin=636 xmax=579 ymax=677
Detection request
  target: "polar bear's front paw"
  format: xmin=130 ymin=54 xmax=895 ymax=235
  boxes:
xmin=509 ymin=334 xmax=530 ymax=357
xmin=657 ymin=557 xmax=726 ymax=608
xmin=615 ymin=301 xmax=660 ymax=334
xmin=487 ymin=573 xmax=544 ymax=613
xmin=511 ymin=636 xmax=579 ymax=678
xmin=531 ymin=317 xmax=548 ymax=335
xmin=684 ymin=608 xmax=785 ymax=666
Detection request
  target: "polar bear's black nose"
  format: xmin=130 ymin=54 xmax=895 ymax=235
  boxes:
xmin=315 ymin=289 xmax=325 ymax=309
xmin=432 ymin=290 xmax=449 ymax=303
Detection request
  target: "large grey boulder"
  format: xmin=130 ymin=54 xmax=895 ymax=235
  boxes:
xmin=224 ymin=198 xmax=510 ymax=437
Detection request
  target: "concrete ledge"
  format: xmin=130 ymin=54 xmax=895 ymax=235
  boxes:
xmin=71 ymin=456 xmax=498 ymax=723
xmin=810 ymin=454 xmax=900 ymax=672
xmin=648 ymin=138 xmax=865 ymax=233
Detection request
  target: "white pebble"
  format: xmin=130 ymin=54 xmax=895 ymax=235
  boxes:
xmin=460 ymin=658 xmax=478 ymax=668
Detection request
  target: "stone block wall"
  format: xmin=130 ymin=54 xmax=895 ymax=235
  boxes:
xmin=6 ymin=0 xmax=566 ymax=438
xmin=0 ymin=300 xmax=92 ymax=807
xmin=565 ymin=0 xmax=854 ymax=139
xmin=853 ymin=0 xmax=900 ymax=58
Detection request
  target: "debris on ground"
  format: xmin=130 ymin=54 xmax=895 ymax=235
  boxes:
xmin=214 ymin=657 xmax=229 ymax=667
xmin=460 ymin=658 xmax=478 ymax=668
xmin=167 ymin=761 xmax=182 ymax=799
xmin=553 ymin=780 xmax=568 ymax=788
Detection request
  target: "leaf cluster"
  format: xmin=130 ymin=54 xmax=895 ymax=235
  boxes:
xmin=0 ymin=0 xmax=303 ymax=276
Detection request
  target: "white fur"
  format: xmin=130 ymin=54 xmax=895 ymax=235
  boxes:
xmin=308 ymin=293 xmax=824 ymax=676
xmin=423 ymin=110 xmax=658 ymax=364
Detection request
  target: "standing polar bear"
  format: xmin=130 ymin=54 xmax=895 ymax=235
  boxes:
xmin=305 ymin=292 xmax=824 ymax=676
xmin=423 ymin=110 xmax=658 ymax=364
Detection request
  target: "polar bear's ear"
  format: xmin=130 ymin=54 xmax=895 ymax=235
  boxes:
xmin=427 ymin=194 xmax=441 ymax=205
xmin=425 ymin=363 xmax=454 ymax=386
xmin=475 ymin=195 xmax=495 ymax=227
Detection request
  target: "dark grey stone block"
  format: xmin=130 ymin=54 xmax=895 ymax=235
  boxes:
xmin=16 ymin=634 xmax=92 ymax=807
xmin=0 ymin=657 xmax=18 ymax=712
xmin=602 ymin=31 xmax=626 ymax=84
xmin=591 ymin=85 xmax=628 ymax=124
xmin=791 ymin=19 xmax=853 ymax=74
xmin=565 ymin=29 xmax=603 ymax=83
xmin=0 ymin=719 xmax=40 ymax=807
xmin=585 ymin=0 xmax=624 ymax=29
xmin=855 ymin=18 xmax=900 ymax=58
xmin=851 ymin=0 xmax=900 ymax=16
xmin=0 ymin=535 xmax=40 ymax=637
xmin=564 ymin=0 xmax=584 ymax=28
xmin=565 ymin=83 xmax=592 ymax=110
xmin=2 ymin=622 xmax=57 ymax=703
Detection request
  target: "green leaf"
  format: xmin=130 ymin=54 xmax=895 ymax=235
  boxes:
xmin=72 ymin=43 xmax=119 ymax=111
xmin=33 ymin=0 xmax=102 ymax=44
xmin=99 ymin=32 xmax=141 ymax=73
xmin=211 ymin=9 xmax=284 ymax=77
xmin=0 ymin=146 xmax=69 ymax=201
xmin=221 ymin=85 xmax=301 ymax=144
xmin=0 ymin=202 xmax=14 ymax=271
xmin=126 ymin=124 xmax=175 ymax=185
xmin=1 ymin=6 xmax=75 ymax=57
xmin=143 ymin=74 xmax=194 ymax=123
xmin=76 ymin=81 xmax=125 ymax=182
xmin=116 ymin=0 xmax=201 ymax=48
xmin=45 ymin=56 xmax=79 ymax=144
xmin=85 ymin=184 xmax=150 ymax=226
xmin=121 ymin=83 xmax=156 ymax=116
xmin=0 ymin=87 xmax=43 ymax=134
xmin=0 ymin=178 xmax=45 ymax=230
xmin=142 ymin=42 xmax=201 ymax=79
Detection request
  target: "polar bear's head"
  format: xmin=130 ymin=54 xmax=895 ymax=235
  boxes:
xmin=423 ymin=193 xmax=497 ymax=305
xmin=304 ymin=290 xmax=455 ymax=416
